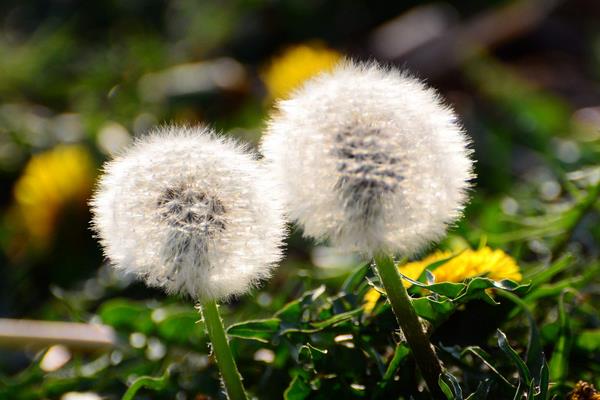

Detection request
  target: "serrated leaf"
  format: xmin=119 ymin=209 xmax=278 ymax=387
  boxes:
xmin=227 ymin=318 xmax=281 ymax=343
xmin=406 ymin=278 xmax=466 ymax=298
xmin=411 ymin=297 xmax=455 ymax=323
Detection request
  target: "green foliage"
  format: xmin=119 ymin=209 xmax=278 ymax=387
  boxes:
xmin=1 ymin=1 xmax=599 ymax=399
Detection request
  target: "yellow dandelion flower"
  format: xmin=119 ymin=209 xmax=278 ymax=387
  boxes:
xmin=13 ymin=145 xmax=95 ymax=247
xmin=261 ymin=43 xmax=342 ymax=100
xmin=363 ymin=247 xmax=521 ymax=313
xmin=428 ymin=247 xmax=523 ymax=282
xmin=363 ymin=287 xmax=383 ymax=314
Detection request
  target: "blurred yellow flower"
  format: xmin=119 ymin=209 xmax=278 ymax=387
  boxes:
xmin=13 ymin=145 xmax=95 ymax=247
xmin=262 ymin=43 xmax=342 ymax=100
xmin=363 ymin=247 xmax=521 ymax=312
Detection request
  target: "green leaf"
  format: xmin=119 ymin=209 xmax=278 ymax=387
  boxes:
xmin=512 ymin=382 xmax=524 ymax=400
xmin=462 ymin=347 xmax=514 ymax=389
xmin=122 ymin=370 xmax=169 ymax=400
xmin=341 ymin=263 xmax=369 ymax=293
xmin=407 ymin=278 xmax=466 ymax=298
xmin=465 ymin=380 xmax=492 ymax=400
xmin=382 ymin=343 xmax=410 ymax=382
xmin=275 ymin=286 xmax=327 ymax=323
xmin=275 ymin=300 xmax=303 ymax=323
xmin=155 ymin=308 xmax=204 ymax=344
xmin=526 ymin=262 xmax=600 ymax=302
xmin=284 ymin=374 xmax=312 ymax=400
xmin=548 ymin=292 xmax=572 ymax=385
xmin=98 ymin=299 xmax=154 ymax=334
xmin=281 ymin=308 xmax=362 ymax=334
xmin=410 ymin=252 xmax=461 ymax=285
xmin=439 ymin=372 xmax=463 ymax=400
xmin=576 ymin=329 xmax=600 ymax=352
xmin=411 ymin=297 xmax=455 ymax=324
xmin=535 ymin=356 xmax=549 ymax=400
xmin=497 ymin=329 xmax=532 ymax=385
xmin=309 ymin=308 xmax=362 ymax=330
xmin=454 ymin=277 xmax=529 ymax=305
xmin=497 ymin=290 xmax=545 ymax=386
xmin=298 ymin=343 xmax=328 ymax=372
xmin=227 ymin=318 xmax=281 ymax=343
xmin=526 ymin=253 xmax=573 ymax=288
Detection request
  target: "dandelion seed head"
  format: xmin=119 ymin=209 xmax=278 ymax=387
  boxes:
xmin=91 ymin=125 xmax=286 ymax=301
xmin=262 ymin=60 xmax=474 ymax=255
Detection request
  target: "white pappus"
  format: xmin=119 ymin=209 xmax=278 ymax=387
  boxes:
xmin=261 ymin=60 xmax=474 ymax=256
xmin=91 ymin=125 xmax=286 ymax=301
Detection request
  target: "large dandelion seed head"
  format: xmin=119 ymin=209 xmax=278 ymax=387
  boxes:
xmin=91 ymin=126 xmax=286 ymax=301
xmin=261 ymin=60 xmax=474 ymax=256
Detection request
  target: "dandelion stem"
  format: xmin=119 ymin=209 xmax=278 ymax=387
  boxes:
xmin=373 ymin=253 xmax=443 ymax=398
xmin=200 ymin=300 xmax=248 ymax=400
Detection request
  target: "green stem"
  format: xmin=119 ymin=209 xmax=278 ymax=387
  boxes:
xmin=122 ymin=371 xmax=169 ymax=400
xmin=373 ymin=253 xmax=443 ymax=398
xmin=200 ymin=299 xmax=248 ymax=400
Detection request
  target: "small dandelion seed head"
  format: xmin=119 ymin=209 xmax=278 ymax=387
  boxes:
xmin=261 ymin=60 xmax=475 ymax=256
xmin=90 ymin=125 xmax=286 ymax=301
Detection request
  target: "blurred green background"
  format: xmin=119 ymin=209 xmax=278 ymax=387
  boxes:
xmin=1 ymin=0 xmax=599 ymax=399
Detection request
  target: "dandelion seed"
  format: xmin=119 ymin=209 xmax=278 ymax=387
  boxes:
xmin=262 ymin=60 xmax=474 ymax=255
xmin=91 ymin=125 xmax=286 ymax=302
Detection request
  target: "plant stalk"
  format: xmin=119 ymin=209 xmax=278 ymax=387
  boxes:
xmin=373 ymin=253 xmax=443 ymax=398
xmin=200 ymin=299 xmax=248 ymax=400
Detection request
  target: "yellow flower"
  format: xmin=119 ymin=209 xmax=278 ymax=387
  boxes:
xmin=363 ymin=287 xmax=383 ymax=314
xmin=363 ymin=247 xmax=521 ymax=313
xmin=261 ymin=43 xmax=342 ymax=100
xmin=12 ymin=145 xmax=95 ymax=247
xmin=402 ymin=247 xmax=522 ymax=284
